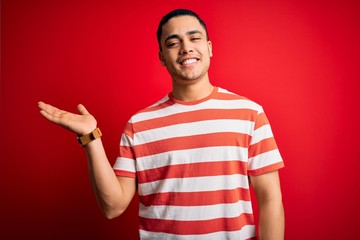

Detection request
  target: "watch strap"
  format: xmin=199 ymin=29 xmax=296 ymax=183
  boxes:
xmin=77 ymin=128 xmax=102 ymax=147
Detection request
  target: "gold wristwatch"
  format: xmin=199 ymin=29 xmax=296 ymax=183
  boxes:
xmin=77 ymin=128 xmax=102 ymax=147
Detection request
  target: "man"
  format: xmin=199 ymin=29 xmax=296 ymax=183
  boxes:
xmin=39 ymin=9 xmax=284 ymax=240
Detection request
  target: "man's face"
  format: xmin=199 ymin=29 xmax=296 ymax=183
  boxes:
xmin=159 ymin=16 xmax=213 ymax=84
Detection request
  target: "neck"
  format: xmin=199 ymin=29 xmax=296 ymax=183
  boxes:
xmin=171 ymin=78 xmax=214 ymax=102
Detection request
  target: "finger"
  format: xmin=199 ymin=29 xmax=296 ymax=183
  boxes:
xmin=38 ymin=101 xmax=59 ymax=113
xmin=39 ymin=102 xmax=67 ymax=118
xmin=38 ymin=101 xmax=48 ymax=111
xmin=77 ymin=104 xmax=90 ymax=115
xmin=39 ymin=108 xmax=61 ymax=123
xmin=38 ymin=101 xmax=44 ymax=107
xmin=38 ymin=102 xmax=70 ymax=123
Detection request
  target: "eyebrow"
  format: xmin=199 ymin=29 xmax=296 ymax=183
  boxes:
xmin=164 ymin=30 xmax=203 ymax=43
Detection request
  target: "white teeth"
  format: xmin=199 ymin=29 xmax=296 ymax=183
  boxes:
xmin=182 ymin=59 xmax=197 ymax=65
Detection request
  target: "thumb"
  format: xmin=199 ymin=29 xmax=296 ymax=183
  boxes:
xmin=77 ymin=104 xmax=90 ymax=115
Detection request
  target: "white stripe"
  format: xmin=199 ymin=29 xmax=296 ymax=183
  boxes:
xmin=120 ymin=133 xmax=133 ymax=147
xmin=217 ymin=87 xmax=234 ymax=94
xmin=138 ymin=174 xmax=249 ymax=196
xmin=147 ymin=95 xmax=169 ymax=108
xmin=139 ymin=200 xmax=253 ymax=220
xmin=113 ymin=157 xmax=136 ymax=173
xmin=132 ymin=99 xmax=262 ymax=123
xmin=136 ymin=146 xmax=248 ymax=171
xmin=248 ymin=149 xmax=282 ymax=170
xmin=135 ymin=119 xmax=254 ymax=144
xmin=139 ymin=225 xmax=256 ymax=240
xmin=250 ymin=124 xmax=274 ymax=144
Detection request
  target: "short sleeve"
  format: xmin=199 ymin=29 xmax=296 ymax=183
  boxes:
xmin=113 ymin=122 xmax=137 ymax=178
xmin=247 ymin=108 xmax=284 ymax=176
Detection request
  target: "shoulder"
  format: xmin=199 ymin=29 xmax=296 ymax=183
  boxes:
xmin=215 ymin=87 xmax=264 ymax=113
xmin=128 ymin=94 xmax=173 ymax=123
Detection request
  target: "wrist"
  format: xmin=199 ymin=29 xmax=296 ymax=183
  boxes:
xmin=77 ymin=128 xmax=102 ymax=147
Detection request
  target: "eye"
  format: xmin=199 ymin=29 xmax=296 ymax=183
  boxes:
xmin=166 ymin=41 xmax=179 ymax=48
xmin=191 ymin=36 xmax=201 ymax=41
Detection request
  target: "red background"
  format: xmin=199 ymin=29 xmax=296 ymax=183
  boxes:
xmin=1 ymin=0 xmax=359 ymax=239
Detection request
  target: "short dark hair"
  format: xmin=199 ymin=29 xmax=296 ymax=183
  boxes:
xmin=156 ymin=9 xmax=209 ymax=50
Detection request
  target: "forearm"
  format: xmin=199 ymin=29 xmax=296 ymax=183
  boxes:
xmin=38 ymin=102 xmax=134 ymax=218
xmin=85 ymin=138 xmax=127 ymax=218
xmin=257 ymin=199 xmax=285 ymax=240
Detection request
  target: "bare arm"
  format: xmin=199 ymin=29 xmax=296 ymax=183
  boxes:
xmin=38 ymin=102 xmax=136 ymax=219
xmin=250 ymin=171 xmax=285 ymax=240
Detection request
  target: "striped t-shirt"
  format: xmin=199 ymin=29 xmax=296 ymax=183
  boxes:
xmin=113 ymin=87 xmax=284 ymax=239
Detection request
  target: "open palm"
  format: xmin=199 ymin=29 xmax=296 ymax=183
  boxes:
xmin=38 ymin=101 xmax=97 ymax=136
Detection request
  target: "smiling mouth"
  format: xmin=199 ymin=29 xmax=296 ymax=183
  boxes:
xmin=180 ymin=58 xmax=198 ymax=65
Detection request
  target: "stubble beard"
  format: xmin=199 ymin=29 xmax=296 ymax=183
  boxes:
xmin=173 ymin=62 xmax=210 ymax=84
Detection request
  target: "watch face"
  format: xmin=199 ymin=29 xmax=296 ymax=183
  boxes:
xmin=77 ymin=128 xmax=102 ymax=147
xmin=93 ymin=128 xmax=102 ymax=138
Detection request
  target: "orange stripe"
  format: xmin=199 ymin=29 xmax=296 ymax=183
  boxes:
xmin=134 ymin=132 xmax=251 ymax=157
xmin=119 ymin=145 xmax=135 ymax=159
xmin=214 ymin=92 xmax=249 ymax=100
xmin=137 ymin=161 xmax=248 ymax=183
xmin=139 ymin=213 xmax=255 ymax=235
xmin=248 ymin=162 xmax=284 ymax=176
xmin=248 ymin=137 xmax=278 ymax=158
xmin=114 ymin=169 xmax=136 ymax=178
xmin=133 ymin=108 xmax=258 ymax=132
xmin=254 ymin=112 xmax=269 ymax=130
xmin=137 ymin=98 xmax=175 ymax=113
xmin=139 ymin=188 xmax=251 ymax=206
xmin=123 ymin=122 xmax=134 ymax=139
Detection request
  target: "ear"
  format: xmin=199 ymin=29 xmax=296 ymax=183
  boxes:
xmin=158 ymin=51 xmax=166 ymax=66
xmin=208 ymin=41 xmax=213 ymax=57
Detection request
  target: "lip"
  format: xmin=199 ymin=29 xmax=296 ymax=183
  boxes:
xmin=178 ymin=56 xmax=200 ymax=66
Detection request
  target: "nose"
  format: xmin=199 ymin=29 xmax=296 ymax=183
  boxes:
xmin=180 ymin=40 xmax=193 ymax=55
